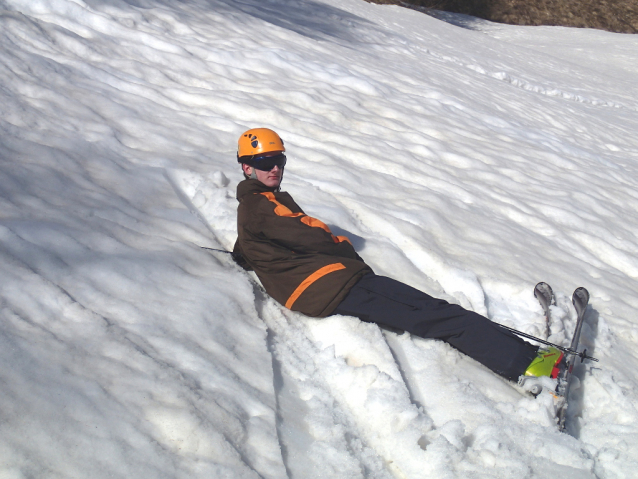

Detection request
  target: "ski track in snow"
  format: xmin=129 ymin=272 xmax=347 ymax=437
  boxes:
xmin=1 ymin=0 xmax=638 ymax=477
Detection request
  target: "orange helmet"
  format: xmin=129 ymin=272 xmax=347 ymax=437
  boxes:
xmin=237 ymin=128 xmax=285 ymax=162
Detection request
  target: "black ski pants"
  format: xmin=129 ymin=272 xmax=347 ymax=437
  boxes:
xmin=332 ymin=274 xmax=538 ymax=381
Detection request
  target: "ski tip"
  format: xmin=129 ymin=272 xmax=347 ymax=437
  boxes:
xmin=534 ymin=282 xmax=555 ymax=307
xmin=572 ymin=287 xmax=590 ymax=306
xmin=534 ymin=282 xmax=553 ymax=297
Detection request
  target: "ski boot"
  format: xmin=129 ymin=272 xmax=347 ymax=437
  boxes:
xmin=525 ymin=346 xmax=565 ymax=379
xmin=517 ymin=347 xmax=565 ymax=396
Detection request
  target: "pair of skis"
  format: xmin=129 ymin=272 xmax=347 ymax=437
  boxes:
xmin=530 ymin=282 xmax=595 ymax=431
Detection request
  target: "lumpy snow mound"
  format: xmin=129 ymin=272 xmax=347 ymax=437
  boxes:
xmin=1 ymin=0 xmax=637 ymax=478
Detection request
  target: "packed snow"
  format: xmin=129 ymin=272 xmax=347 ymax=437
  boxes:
xmin=1 ymin=0 xmax=637 ymax=477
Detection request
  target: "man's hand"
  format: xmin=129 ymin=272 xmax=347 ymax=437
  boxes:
xmin=231 ymin=249 xmax=253 ymax=271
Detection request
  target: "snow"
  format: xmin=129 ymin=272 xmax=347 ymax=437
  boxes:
xmin=1 ymin=0 xmax=637 ymax=477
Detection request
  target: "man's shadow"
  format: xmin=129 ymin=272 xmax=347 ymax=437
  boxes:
xmin=328 ymin=225 xmax=366 ymax=251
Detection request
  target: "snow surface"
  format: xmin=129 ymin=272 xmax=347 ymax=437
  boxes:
xmin=1 ymin=0 xmax=637 ymax=477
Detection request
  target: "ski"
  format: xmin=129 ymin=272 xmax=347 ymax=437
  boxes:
xmin=534 ymin=281 xmax=555 ymax=339
xmin=555 ymin=286 xmax=590 ymax=431
xmin=527 ymin=283 xmax=596 ymax=431
xmin=517 ymin=282 xmax=557 ymax=396
xmin=504 ymin=284 xmax=596 ymax=363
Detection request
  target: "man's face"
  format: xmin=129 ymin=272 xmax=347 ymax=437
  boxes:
xmin=255 ymin=164 xmax=283 ymax=188
xmin=242 ymin=153 xmax=284 ymax=188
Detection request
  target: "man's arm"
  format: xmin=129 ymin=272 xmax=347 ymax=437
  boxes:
xmin=248 ymin=193 xmax=362 ymax=261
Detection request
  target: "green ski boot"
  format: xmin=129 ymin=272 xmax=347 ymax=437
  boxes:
xmin=525 ymin=347 xmax=565 ymax=379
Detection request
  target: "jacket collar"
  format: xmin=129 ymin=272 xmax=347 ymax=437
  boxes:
xmin=236 ymin=179 xmax=279 ymax=202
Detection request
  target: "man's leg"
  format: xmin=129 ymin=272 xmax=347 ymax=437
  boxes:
xmin=332 ymin=274 xmax=537 ymax=381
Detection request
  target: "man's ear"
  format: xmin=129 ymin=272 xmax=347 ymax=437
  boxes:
xmin=241 ymin=164 xmax=253 ymax=176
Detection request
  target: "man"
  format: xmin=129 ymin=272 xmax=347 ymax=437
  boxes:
xmin=232 ymin=128 xmax=563 ymax=382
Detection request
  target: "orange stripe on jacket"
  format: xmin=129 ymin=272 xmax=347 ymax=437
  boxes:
xmin=260 ymin=192 xmax=304 ymax=218
xmin=301 ymin=215 xmax=331 ymax=232
xmin=285 ymin=263 xmax=346 ymax=309
xmin=260 ymin=192 xmax=352 ymax=245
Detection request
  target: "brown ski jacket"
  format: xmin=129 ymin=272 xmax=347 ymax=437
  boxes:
xmin=233 ymin=179 xmax=372 ymax=317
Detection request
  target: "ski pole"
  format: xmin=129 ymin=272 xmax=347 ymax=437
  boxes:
xmin=201 ymin=246 xmax=233 ymax=254
xmin=498 ymin=324 xmax=598 ymax=362
xmin=201 ymin=246 xmax=247 ymax=266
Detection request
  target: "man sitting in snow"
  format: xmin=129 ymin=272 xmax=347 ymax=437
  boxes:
xmin=232 ymin=128 xmax=562 ymax=383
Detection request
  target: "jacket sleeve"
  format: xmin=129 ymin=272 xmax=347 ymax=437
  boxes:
xmin=249 ymin=194 xmax=362 ymax=261
xmin=232 ymin=239 xmax=253 ymax=271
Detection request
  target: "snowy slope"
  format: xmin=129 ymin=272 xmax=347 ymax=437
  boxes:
xmin=1 ymin=0 xmax=637 ymax=478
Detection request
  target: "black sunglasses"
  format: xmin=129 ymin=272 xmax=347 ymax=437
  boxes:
xmin=250 ymin=153 xmax=287 ymax=171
